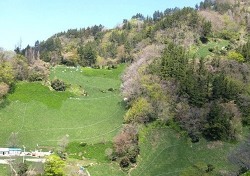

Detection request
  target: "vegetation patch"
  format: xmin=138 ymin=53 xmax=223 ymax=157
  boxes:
xmin=194 ymin=39 xmax=229 ymax=58
xmin=131 ymin=125 xmax=239 ymax=176
xmin=66 ymin=141 xmax=113 ymax=163
xmin=0 ymin=65 xmax=126 ymax=148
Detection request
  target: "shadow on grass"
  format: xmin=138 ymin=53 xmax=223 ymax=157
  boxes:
xmin=0 ymin=98 xmax=10 ymax=109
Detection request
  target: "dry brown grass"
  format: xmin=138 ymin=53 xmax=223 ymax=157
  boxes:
xmin=199 ymin=10 xmax=225 ymax=31
xmin=207 ymin=141 xmax=223 ymax=149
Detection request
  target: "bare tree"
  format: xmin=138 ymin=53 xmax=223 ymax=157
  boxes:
xmin=57 ymin=135 xmax=69 ymax=152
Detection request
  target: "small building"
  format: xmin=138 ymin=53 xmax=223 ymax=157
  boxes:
xmin=9 ymin=148 xmax=22 ymax=156
xmin=0 ymin=148 xmax=9 ymax=156
xmin=0 ymin=148 xmax=22 ymax=156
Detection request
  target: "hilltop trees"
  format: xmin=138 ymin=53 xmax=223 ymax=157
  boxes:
xmin=77 ymin=42 xmax=97 ymax=66
xmin=120 ymin=39 xmax=248 ymax=143
xmin=40 ymin=37 xmax=62 ymax=63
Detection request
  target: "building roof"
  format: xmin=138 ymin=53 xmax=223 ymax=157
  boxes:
xmin=0 ymin=148 xmax=22 ymax=152
xmin=9 ymin=148 xmax=22 ymax=151
xmin=0 ymin=148 xmax=9 ymax=152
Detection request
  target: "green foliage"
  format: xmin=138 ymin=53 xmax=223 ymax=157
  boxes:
xmin=160 ymin=42 xmax=188 ymax=80
xmin=40 ymin=37 xmax=62 ymax=63
xmin=237 ymin=95 xmax=250 ymax=125
xmin=181 ymin=59 xmax=209 ymax=107
xmin=157 ymin=42 xmax=246 ymax=141
xmin=203 ymin=102 xmax=242 ymax=141
xmin=218 ymin=30 xmax=239 ymax=41
xmin=28 ymin=70 xmax=46 ymax=82
xmin=105 ymin=43 xmax=118 ymax=58
xmin=124 ymin=97 xmax=153 ymax=123
xmin=119 ymin=157 xmax=130 ymax=168
xmin=51 ymin=79 xmax=66 ymax=91
xmin=238 ymin=40 xmax=250 ymax=62
xmin=203 ymin=103 xmax=231 ymax=141
xmin=212 ymin=74 xmax=242 ymax=101
xmin=0 ymin=60 xmax=15 ymax=85
xmin=156 ymin=7 xmax=199 ymax=31
xmin=241 ymin=171 xmax=250 ymax=176
xmin=228 ymin=51 xmax=245 ymax=62
xmin=109 ymin=31 xmax=126 ymax=45
xmin=201 ymin=20 xmax=212 ymax=38
xmin=78 ymin=42 xmax=97 ymax=66
xmin=17 ymin=162 xmax=28 ymax=176
xmin=12 ymin=54 xmax=29 ymax=81
xmin=44 ymin=155 xmax=65 ymax=176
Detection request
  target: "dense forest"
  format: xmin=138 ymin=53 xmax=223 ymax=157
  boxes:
xmin=1 ymin=0 xmax=250 ymax=175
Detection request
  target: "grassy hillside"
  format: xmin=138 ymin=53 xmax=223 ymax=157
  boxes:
xmin=0 ymin=165 xmax=8 ymax=175
xmin=130 ymin=124 xmax=243 ymax=176
xmin=0 ymin=64 xmax=126 ymax=149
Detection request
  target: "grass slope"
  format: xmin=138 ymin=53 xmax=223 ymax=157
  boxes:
xmin=192 ymin=39 xmax=229 ymax=58
xmin=0 ymin=165 xmax=8 ymax=175
xmin=0 ymin=64 xmax=126 ymax=149
xmin=131 ymin=124 xmax=239 ymax=176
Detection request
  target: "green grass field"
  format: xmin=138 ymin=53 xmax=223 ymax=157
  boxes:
xmin=192 ymin=39 xmax=229 ymax=58
xmin=0 ymin=64 xmax=126 ymax=149
xmin=0 ymin=165 xmax=8 ymax=175
xmin=130 ymin=124 xmax=241 ymax=176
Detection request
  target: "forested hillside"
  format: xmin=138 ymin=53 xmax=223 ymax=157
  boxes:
xmin=0 ymin=0 xmax=250 ymax=175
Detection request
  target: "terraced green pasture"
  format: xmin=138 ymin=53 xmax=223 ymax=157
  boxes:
xmin=0 ymin=64 xmax=126 ymax=149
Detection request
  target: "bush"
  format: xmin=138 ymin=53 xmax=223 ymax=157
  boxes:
xmin=120 ymin=157 xmax=130 ymax=168
xmin=44 ymin=155 xmax=65 ymax=176
xmin=124 ymin=97 xmax=153 ymax=123
xmin=208 ymin=47 xmax=214 ymax=52
xmin=0 ymin=82 xmax=9 ymax=99
xmin=51 ymin=79 xmax=66 ymax=91
xmin=79 ymin=142 xmax=87 ymax=147
xmin=219 ymin=30 xmax=239 ymax=41
xmin=228 ymin=51 xmax=245 ymax=62
xmin=28 ymin=71 xmax=45 ymax=81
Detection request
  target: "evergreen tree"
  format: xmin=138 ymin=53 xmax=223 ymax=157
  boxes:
xmin=78 ymin=42 xmax=97 ymax=66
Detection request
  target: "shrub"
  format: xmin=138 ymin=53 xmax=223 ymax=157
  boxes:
xmin=203 ymin=102 xmax=242 ymax=141
xmin=124 ymin=97 xmax=153 ymax=123
xmin=0 ymin=82 xmax=9 ymax=99
xmin=79 ymin=142 xmax=87 ymax=147
xmin=114 ymin=124 xmax=138 ymax=158
xmin=17 ymin=162 xmax=28 ymax=176
xmin=228 ymin=51 xmax=245 ymax=62
xmin=28 ymin=71 xmax=45 ymax=81
xmin=105 ymin=148 xmax=115 ymax=161
xmin=44 ymin=155 xmax=65 ymax=176
xmin=219 ymin=30 xmax=239 ymax=41
xmin=51 ymin=79 xmax=66 ymax=91
xmin=120 ymin=157 xmax=130 ymax=168
xmin=208 ymin=47 xmax=214 ymax=52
